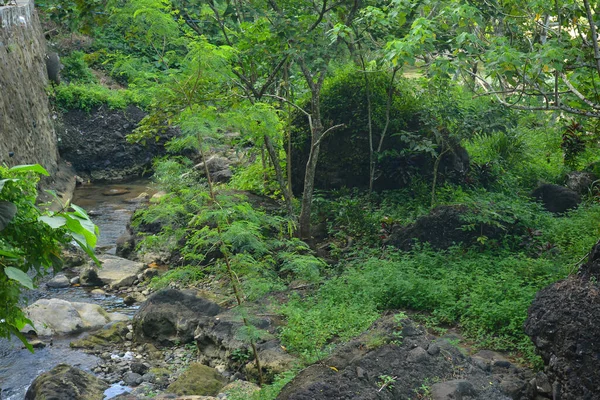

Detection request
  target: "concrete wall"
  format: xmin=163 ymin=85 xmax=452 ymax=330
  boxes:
xmin=0 ymin=0 xmax=58 ymax=174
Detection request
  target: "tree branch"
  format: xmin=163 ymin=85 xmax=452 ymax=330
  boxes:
xmin=583 ymin=0 xmax=600 ymax=80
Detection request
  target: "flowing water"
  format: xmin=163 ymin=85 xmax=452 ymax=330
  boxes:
xmin=0 ymin=180 xmax=155 ymax=399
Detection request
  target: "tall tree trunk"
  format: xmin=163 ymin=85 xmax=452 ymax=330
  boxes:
xmin=264 ymin=134 xmax=294 ymax=218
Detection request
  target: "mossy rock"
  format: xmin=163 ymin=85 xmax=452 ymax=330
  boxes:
xmin=25 ymin=363 xmax=108 ymax=400
xmin=70 ymin=321 xmax=129 ymax=349
xmin=149 ymin=367 xmax=171 ymax=388
xmin=166 ymin=363 xmax=226 ymax=396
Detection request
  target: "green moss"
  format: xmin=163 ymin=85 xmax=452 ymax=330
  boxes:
xmin=166 ymin=363 xmax=226 ymax=396
xmin=70 ymin=321 xmax=128 ymax=349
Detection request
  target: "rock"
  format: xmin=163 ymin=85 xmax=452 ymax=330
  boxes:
xmin=385 ymin=205 xmax=512 ymax=250
xmin=245 ymin=346 xmax=297 ymax=380
xmin=276 ymin=316 xmax=528 ymax=400
xmin=27 ymin=339 xmax=47 ymax=349
xmin=25 ymin=364 xmax=108 ymax=400
xmin=22 ymin=298 xmax=129 ymax=336
xmin=103 ymin=188 xmax=131 ymax=196
xmin=91 ymin=288 xmax=106 ymax=295
xmin=151 ymin=191 xmax=167 ymax=202
xmin=79 ymin=266 xmax=104 ymax=287
xmin=124 ymin=292 xmax=147 ymax=306
xmin=70 ymin=276 xmax=80 ymax=285
xmin=166 ymin=363 xmax=226 ymax=396
xmin=524 ymin=243 xmax=600 ymax=399
xmin=407 ymin=346 xmax=428 ymax=363
xmin=220 ymin=380 xmax=260 ymax=397
xmin=193 ymin=307 xmax=289 ymax=376
xmin=124 ymin=372 xmax=144 ymax=386
xmin=133 ymin=289 xmax=222 ymax=346
xmin=70 ymin=321 xmax=130 ymax=349
xmin=430 ymin=380 xmax=477 ymax=400
xmin=47 ymin=274 xmax=70 ymax=288
xmin=531 ymin=184 xmax=581 ymax=214
xmin=125 ymin=192 xmax=150 ymax=204
xmin=565 ymin=171 xmax=597 ymax=195
xmin=131 ymin=362 xmax=150 ymax=375
xmin=81 ymin=255 xmax=146 ymax=289
xmin=116 ymin=228 xmax=136 ymax=259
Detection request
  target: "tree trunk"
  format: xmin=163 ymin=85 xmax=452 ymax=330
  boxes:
xmin=298 ymin=138 xmax=321 ymax=241
xmin=264 ymin=134 xmax=294 ymax=218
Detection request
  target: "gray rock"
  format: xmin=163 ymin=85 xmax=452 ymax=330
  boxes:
xmin=47 ymin=274 xmax=70 ymax=288
xmin=133 ymin=289 xmax=222 ymax=346
xmin=80 ymin=255 xmax=145 ymax=289
xmin=123 ymin=372 xmax=143 ymax=386
xmin=21 ymin=298 xmax=127 ymax=336
xmin=70 ymin=276 xmax=80 ymax=285
xmin=407 ymin=346 xmax=428 ymax=363
xmin=431 ymin=379 xmax=477 ymax=400
xmin=131 ymin=362 xmax=149 ymax=375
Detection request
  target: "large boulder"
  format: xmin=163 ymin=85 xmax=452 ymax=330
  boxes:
xmin=133 ymin=289 xmax=222 ymax=346
xmin=166 ymin=363 xmax=226 ymax=396
xmin=21 ymin=298 xmax=128 ymax=336
xmin=524 ymin=241 xmax=600 ymax=399
xmin=531 ymin=184 xmax=581 ymax=214
xmin=384 ymin=205 xmax=511 ymax=250
xmin=57 ymin=105 xmax=177 ymax=182
xmin=25 ymin=364 xmax=108 ymax=400
xmin=276 ymin=316 xmax=532 ymax=400
xmin=79 ymin=255 xmax=145 ymax=289
xmin=194 ymin=308 xmax=296 ymax=378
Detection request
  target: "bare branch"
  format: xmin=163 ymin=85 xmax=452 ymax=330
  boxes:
xmin=560 ymin=72 xmax=600 ymax=110
xmin=313 ymin=123 xmax=345 ymax=148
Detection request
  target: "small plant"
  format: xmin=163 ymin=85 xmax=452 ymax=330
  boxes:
xmin=413 ymin=378 xmax=433 ymax=399
xmin=231 ymin=347 xmax=252 ymax=364
xmin=390 ymin=312 xmax=407 ymax=345
xmin=377 ymin=374 xmax=397 ymax=392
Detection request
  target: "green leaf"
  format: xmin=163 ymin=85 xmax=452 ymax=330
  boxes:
xmin=0 ymin=201 xmax=17 ymax=231
xmin=39 ymin=215 xmax=67 ymax=229
xmin=70 ymin=204 xmax=89 ymax=219
xmin=0 ymin=179 xmax=18 ymax=193
xmin=73 ymin=238 xmax=100 ymax=266
xmin=0 ymin=249 xmax=19 ymax=258
xmin=8 ymin=164 xmax=49 ymax=176
xmin=4 ymin=267 xmax=34 ymax=290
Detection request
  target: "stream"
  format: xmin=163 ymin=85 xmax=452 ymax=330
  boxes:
xmin=0 ymin=180 xmax=155 ymax=400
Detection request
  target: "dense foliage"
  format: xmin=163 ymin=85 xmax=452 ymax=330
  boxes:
xmin=0 ymin=165 xmax=98 ymax=349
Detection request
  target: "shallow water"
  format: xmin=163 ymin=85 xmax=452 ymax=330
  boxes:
xmin=0 ymin=181 xmax=154 ymax=398
xmin=71 ymin=180 xmax=157 ymax=254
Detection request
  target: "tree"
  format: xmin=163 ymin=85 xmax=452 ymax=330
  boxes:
xmin=384 ymin=0 xmax=600 ymax=118
xmin=0 ymin=164 xmax=98 ymax=349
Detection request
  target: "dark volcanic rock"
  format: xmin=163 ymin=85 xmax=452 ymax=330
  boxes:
xmin=25 ymin=363 xmax=108 ymax=400
xmin=133 ymin=289 xmax=222 ymax=346
xmin=57 ymin=105 xmax=177 ymax=182
xmin=524 ymin=241 xmax=600 ymax=399
xmin=277 ymin=317 xmax=532 ymax=400
xmin=531 ymin=184 xmax=581 ymax=214
xmin=385 ymin=205 xmax=509 ymax=250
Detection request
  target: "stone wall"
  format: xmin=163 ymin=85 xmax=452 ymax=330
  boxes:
xmin=0 ymin=0 xmax=58 ymax=174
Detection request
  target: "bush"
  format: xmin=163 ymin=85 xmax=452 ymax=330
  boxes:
xmin=60 ymin=51 xmax=97 ymax=84
xmin=50 ymin=83 xmax=142 ymax=111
